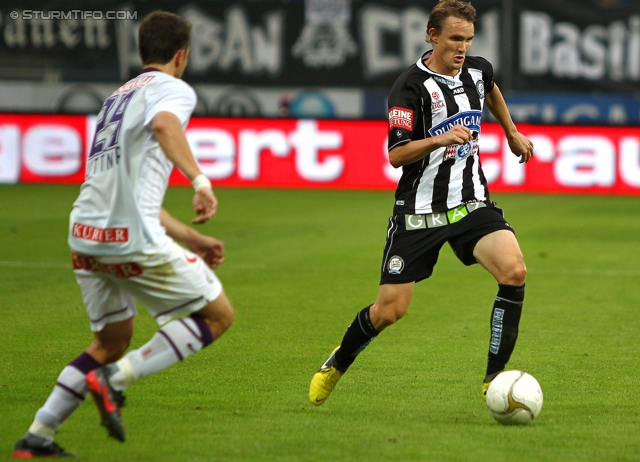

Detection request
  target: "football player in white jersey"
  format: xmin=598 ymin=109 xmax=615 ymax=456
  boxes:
xmin=13 ymin=12 xmax=234 ymax=458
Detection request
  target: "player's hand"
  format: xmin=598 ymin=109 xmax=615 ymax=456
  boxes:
xmin=186 ymin=233 xmax=225 ymax=268
xmin=439 ymin=125 xmax=473 ymax=147
xmin=507 ymin=131 xmax=534 ymax=164
xmin=192 ymin=188 xmax=217 ymax=224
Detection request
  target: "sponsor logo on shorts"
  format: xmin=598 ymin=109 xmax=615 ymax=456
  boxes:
xmin=406 ymin=214 xmax=426 ymax=230
xmin=388 ymin=255 xmax=404 ymax=274
xmin=71 ymin=252 xmax=142 ymax=278
xmin=388 ymin=106 xmax=413 ymax=130
xmin=183 ymin=250 xmax=198 ymax=264
xmin=405 ymin=203 xmax=487 ymax=232
xmin=447 ymin=205 xmax=469 ymax=224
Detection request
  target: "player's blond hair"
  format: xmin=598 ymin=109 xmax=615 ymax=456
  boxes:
xmin=426 ymin=0 xmax=477 ymax=43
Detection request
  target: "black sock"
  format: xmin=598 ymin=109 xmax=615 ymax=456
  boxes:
xmin=334 ymin=305 xmax=379 ymax=371
xmin=486 ymin=284 xmax=524 ymax=380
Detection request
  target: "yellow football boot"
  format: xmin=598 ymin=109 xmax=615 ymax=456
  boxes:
xmin=482 ymin=371 xmax=504 ymax=401
xmin=309 ymin=347 xmax=344 ymax=406
xmin=482 ymin=381 xmax=491 ymax=401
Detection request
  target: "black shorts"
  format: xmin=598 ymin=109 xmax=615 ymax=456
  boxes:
xmin=379 ymin=203 xmax=514 ymax=285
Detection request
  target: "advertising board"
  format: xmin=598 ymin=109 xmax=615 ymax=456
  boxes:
xmin=2 ymin=114 xmax=639 ymax=195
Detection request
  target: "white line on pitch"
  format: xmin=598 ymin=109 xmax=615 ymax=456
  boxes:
xmin=0 ymin=261 xmax=269 ymax=270
xmin=0 ymin=261 xmax=69 ymax=269
xmin=528 ymin=268 xmax=640 ymax=276
xmin=2 ymin=261 xmax=639 ymax=277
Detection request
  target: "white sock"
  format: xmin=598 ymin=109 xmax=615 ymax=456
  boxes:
xmin=109 ymin=316 xmax=212 ymax=391
xmin=30 ymin=365 xmax=89 ymax=441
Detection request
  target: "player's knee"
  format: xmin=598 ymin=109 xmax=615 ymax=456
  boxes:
xmin=111 ymin=338 xmax=130 ymax=360
xmin=504 ymin=261 xmax=527 ymax=286
xmin=371 ymin=303 xmax=406 ymax=330
xmin=92 ymin=338 xmax=130 ymax=363
xmin=386 ymin=309 xmax=405 ymax=326
xmin=216 ymin=304 xmax=234 ymax=333
xmin=199 ymin=299 xmax=234 ymax=338
xmin=381 ymin=309 xmax=405 ymax=328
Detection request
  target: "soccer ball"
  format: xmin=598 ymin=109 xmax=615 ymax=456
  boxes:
xmin=485 ymin=370 xmax=543 ymax=425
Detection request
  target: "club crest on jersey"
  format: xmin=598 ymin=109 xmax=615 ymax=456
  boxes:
xmin=388 ymin=106 xmax=413 ymax=130
xmin=429 ymin=110 xmax=481 ymax=162
xmin=476 ymin=80 xmax=485 ymax=99
xmin=388 ymin=255 xmax=404 ymax=274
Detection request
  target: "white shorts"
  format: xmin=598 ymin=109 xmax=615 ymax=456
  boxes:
xmin=72 ymin=240 xmax=223 ymax=331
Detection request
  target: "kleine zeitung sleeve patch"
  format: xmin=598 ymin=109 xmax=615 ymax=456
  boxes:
xmin=388 ymin=106 xmax=414 ymax=130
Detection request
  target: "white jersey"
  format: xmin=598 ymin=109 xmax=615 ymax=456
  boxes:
xmin=69 ymin=70 xmax=196 ymax=255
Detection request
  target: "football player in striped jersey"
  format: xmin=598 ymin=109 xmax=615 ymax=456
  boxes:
xmin=310 ymin=0 xmax=534 ymax=407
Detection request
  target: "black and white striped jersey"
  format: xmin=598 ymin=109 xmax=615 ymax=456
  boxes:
xmin=387 ymin=50 xmax=495 ymax=215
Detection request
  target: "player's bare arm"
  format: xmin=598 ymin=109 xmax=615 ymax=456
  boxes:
xmin=160 ymin=208 xmax=225 ymax=268
xmin=152 ymin=111 xmax=218 ymax=223
xmin=388 ymin=124 xmax=473 ymax=168
xmin=485 ymin=84 xmax=534 ymax=164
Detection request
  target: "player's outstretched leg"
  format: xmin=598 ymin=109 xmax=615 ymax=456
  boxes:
xmin=309 ymin=305 xmax=380 ymax=406
xmin=13 ymin=433 xmax=76 ymax=458
xmin=86 ymin=365 xmax=126 ymax=442
xmin=473 ymin=230 xmax=526 ymax=400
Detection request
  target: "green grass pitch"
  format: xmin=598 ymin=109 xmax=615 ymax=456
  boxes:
xmin=1 ymin=184 xmax=639 ymax=461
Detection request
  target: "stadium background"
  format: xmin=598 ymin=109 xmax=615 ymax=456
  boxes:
xmin=0 ymin=0 xmax=639 ymax=194
xmin=1 ymin=1 xmax=640 ymax=461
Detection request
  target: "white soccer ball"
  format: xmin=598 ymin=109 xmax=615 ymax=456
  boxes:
xmin=485 ymin=370 xmax=543 ymax=425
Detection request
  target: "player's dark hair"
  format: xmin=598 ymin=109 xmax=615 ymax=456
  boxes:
xmin=426 ymin=0 xmax=476 ymax=43
xmin=138 ymin=11 xmax=191 ymax=65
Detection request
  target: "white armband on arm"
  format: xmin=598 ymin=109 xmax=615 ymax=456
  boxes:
xmin=192 ymin=174 xmax=211 ymax=192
